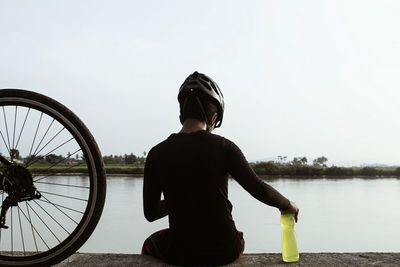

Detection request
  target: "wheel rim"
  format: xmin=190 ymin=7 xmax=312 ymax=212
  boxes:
xmin=0 ymin=96 xmax=99 ymax=265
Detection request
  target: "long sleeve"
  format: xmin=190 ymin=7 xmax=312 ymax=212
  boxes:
xmin=143 ymin=149 xmax=168 ymax=222
xmin=225 ymin=139 xmax=290 ymax=210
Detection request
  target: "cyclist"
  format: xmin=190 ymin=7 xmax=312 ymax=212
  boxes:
xmin=142 ymin=71 xmax=299 ymax=266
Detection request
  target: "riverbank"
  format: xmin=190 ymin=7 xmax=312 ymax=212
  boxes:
xmin=56 ymin=253 xmax=400 ymax=266
xmin=29 ymin=164 xmax=400 ymax=178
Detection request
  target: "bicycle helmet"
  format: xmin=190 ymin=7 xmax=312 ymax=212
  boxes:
xmin=178 ymin=71 xmax=224 ymax=130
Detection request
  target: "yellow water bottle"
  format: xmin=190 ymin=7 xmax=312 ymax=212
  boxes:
xmin=280 ymin=213 xmax=299 ymax=262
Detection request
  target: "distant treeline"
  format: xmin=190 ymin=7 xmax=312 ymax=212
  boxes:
xmin=15 ymin=151 xmax=400 ymax=177
xmin=250 ymin=157 xmax=400 ymax=177
xmin=102 ymin=155 xmax=400 ymax=177
xmin=2 ymin=149 xmax=147 ymax=166
xmin=102 ymin=153 xmax=147 ymax=166
xmin=27 ymin=153 xmax=147 ymax=175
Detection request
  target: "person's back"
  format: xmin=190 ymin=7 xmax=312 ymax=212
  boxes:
xmin=145 ymin=130 xmax=241 ymax=265
xmin=142 ymin=71 xmax=299 ymax=266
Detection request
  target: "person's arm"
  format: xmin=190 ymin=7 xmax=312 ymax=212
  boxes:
xmin=226 ymin=139 xmax=291 ymax=210
xmin=143 ymin=149 xmax=168 ymax=222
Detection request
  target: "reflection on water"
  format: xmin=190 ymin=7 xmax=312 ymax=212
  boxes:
xmin=72 ymin=176 xmax=400 ymax=253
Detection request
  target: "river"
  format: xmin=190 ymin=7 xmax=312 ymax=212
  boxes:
xmin=72 ymin=176 xmax=400 ymax=253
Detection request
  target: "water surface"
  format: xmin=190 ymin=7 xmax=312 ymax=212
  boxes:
xmin=74 ymin=176 xmax=400 ymax=253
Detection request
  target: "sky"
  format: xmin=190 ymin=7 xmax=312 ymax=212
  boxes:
xmin=1 ymin=0 xmax=400 ymax=166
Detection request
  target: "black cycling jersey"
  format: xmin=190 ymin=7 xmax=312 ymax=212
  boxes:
xmin=143 ymin=129 xmax=290 ymax=265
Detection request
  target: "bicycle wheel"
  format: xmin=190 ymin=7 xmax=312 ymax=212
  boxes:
xmin=0 ymin=89 xmax=106 ymax=266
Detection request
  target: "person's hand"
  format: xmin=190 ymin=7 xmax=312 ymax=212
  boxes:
xmin=281 ymin=201 xmax=299 ymax=223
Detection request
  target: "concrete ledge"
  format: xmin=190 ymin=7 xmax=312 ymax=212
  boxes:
xmin=56 ymin=253 xmax=400 ymax=266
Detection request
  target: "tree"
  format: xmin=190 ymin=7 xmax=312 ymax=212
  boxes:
xmin=103 ymin=155 xmax=116 ymax=165
xmin=313 ymin=156 xmax=328 ymax=167
xmin=45 ymin=154 xmax=64 ymax=164
xmin=252 ymin=161 xmax=281 ymax=175
xmin=360 ymin=167 xmax=378 ymax=176
xmin=124 ymin=153 xmax=137 ymax=165
xmin=277 ymin=155 xmax=288 ymax=164
xmin=292 ymin=156 xmax=307 ymax=165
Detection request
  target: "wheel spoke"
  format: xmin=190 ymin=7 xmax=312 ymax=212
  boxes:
xmin=33 ymin=200 xmax=70 ymax=235
xmin=11 ymin=207 xmax=13 ymax=256
xmin=28 ymin=112 xmax=43 ymax=161
xmin=0 ymin=192 xmax=3 ymax=245
xmin=18 ymin=205 xmax=50 ymax=250
xmin=39 ymin=191 xmax=88 ymax=202
xmin=17 ymin=205 xmax=26 ymax=256
xmin=32 ymin=119 xmax=55 ymax=158
xmin=29 ymin=127 xmax=65 ymax=164
xmin=32 ymin=148 xmax=82 ymax=180
xmin=15 ymin=107 xmax=30 ymax=151
xmin=0 ymin=129 xmax=10 ymax=156
xmin=12 ymin=106 xmax=17 ymax=151
xmin=37 ymin=197 xmax=84 ymax=216
xmin=26 ymin=202 xmax=61 ymax=243
xmin=2 ymin=107 xmax=12 ymax=158
xmin=33 ymin=162 xmax=84 ymax=183
xmin=26 ymin=137 xmax=73 ymax=168
xmin=25 ymin=202 xmax=38 ymax=252
xmin=38 ymin=195 xmax=80 ymax=224
xmin=34 ymin=181 xmax=89 ymax=189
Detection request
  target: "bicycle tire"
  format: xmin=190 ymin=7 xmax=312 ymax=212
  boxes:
xmin=0 ymin=89 xmax=106 ymax=266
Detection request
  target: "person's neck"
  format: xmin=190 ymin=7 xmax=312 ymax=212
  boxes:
xmin=179 ymin=119 xmax=207 ymax=134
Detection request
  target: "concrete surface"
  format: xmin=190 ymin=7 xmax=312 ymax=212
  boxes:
xmin=56 ymin=253 xmax=400 ymax=266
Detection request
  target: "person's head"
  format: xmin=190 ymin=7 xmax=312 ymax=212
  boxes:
xmin=178 ymin=71 xmax=224 ymax=131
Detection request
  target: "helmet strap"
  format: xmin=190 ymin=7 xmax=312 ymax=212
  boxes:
xmin=181 ymin=94 xmax=191 ymax=119
xmin=195 ymin=96 xmax=212 ymax=132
